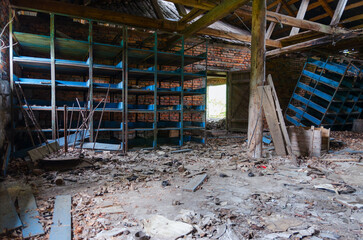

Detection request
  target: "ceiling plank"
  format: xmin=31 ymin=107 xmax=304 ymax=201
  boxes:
xmin=330 ymin=0 xmax=348 ymax=25
xmin=236 ymin=6 xmax=348 ymax=35
xmin=345 ymin=1 xmax=363 ymax=10
xmin=266 ymin=31 xmax=362 ymax=57
xmin=164 ymin=0 xmax=215 ymax=10
xmin=290 ymin=0 xmax=310 ymax=36
xmin=11 ymin=0 xmax=181 ymax=32
xmin=340 ymin=14 xmax=363 ymax=24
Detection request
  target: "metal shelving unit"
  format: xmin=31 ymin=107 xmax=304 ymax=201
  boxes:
xmin=10 ymin=8 xmax=207 ymax=152
xmin=285 ymin=57 xmax=363 ymax=130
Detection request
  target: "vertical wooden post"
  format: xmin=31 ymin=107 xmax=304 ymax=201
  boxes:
xmin=248 ymin=0 xmax=266 ymax=158
xmin=50 ymin=13 xmax=56 ymax=139
xmin=9 ymin=8 xmax=15 ymax=150
xmin=88 ymin=20 xmax=94 ymax=141
xmin=153 ymin=32 xmax=158 ymax=148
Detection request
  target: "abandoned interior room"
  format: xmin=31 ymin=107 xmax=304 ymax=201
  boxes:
xmin=0 ymin=0 xmax=363 ymax=239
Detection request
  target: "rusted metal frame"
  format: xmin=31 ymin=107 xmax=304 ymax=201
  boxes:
xmin=93 ymin=84 xmax=110 ymax=149
xmin=67 ymin=104 xmax=74 ymax=147
xmin=88 ymin=20 xmax=94 ymax=141
xmin=50 ymin=13 xmax=56 ymax=139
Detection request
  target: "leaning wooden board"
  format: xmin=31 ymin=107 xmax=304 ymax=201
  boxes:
xmin=49 ymin=195 xmax=72 ymax=240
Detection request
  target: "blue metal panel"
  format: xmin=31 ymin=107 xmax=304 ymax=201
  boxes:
xmin=307 ymin=58 xmax=346 ymax=75
xmin=18 ymin=190 xmax=44 ymax=238
xmin=288 ymin=104 xmax=321 ymax=125
xmin=49 ymin=195 xmax=71 ymax=240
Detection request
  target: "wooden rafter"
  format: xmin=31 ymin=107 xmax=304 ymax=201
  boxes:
xmin=330 ymin=0 xmax=348 ymax=25
xmin=340 ymin=14 xmax=363 ymax=24
xmin=267 ymin=30 xmax=362 ymax=57
xmin=278 ymin=0 xmax=295 ymax=16
xmin=199 ymin=28 xmax=282 ymax=48
xmin=290 ymin=0 xmax=310 ymax=36
xmin=175 ymin=3 xmax=187 ymax=16
xmin=317 ymin=0 xmax=334 ymax=17
xmin=236 ymin=6 xmax=348 ymax=35
xmin=179 ymin=8 xmax=205 ymax=25
xmin=164 ymin=0 xmax=214 ymax=10
xmin=266 ymin=3 xmax=281 ymax=39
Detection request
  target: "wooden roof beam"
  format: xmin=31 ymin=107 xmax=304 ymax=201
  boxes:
xmin=330 ymin=0 xmax=348 ymax=26
xmin=151 ymin=0 xmax=164 ymax=19
xmin=175 ymin=3 xmax=187 ymax=16
xmin=179 ymin=8 xmax=205 ymax=25
xmin=267 ymin=31 xmax=362 ymax=57
xmin=278 ymin=0 xmax=295 ymax=16
xmin=11 ymin=0 xmax=182 ymax=32
xmin=236 ymin=6 xmax=349 ymax=35
xmin=317 ymin=0 xmax=334 ymax=18
xmin=290 ymin=0 xmax=310 ymax=36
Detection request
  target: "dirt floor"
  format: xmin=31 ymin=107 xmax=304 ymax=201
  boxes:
xmin=1 ymin=131 xmax=362 ymax=240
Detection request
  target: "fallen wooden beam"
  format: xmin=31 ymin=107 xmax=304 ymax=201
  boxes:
xmin=28 ymin=141 xmax=60 ymax=162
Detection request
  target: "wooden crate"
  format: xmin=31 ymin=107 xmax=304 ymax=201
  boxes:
xmin=288 ymin=126 xmax=330 ymax=157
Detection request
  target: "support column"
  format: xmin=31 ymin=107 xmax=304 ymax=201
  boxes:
xmin=248 ymin=0 xmax=266 ymax=158
xmin=88 ymin=21 xmax=94 ymax=141
xmin=50 ymin=13 xmax=56 ymax=139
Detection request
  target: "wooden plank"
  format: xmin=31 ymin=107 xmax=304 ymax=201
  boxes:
xmin=179 ymin=8 xmax=205 ymax=25
xmin=11 ymin=0 xmax=180 ymax=32
xmin=267 ymin=75 xmax=297 ymax=165
xmin=183 ymin=174 xmax=207 ymax=192
xmin=78 ymin=142 xmax=122 ymax=151
xmin=0 ymin=188 xmax=22 ymax=232
xmin=330 ymin=0 xmax=348 ymax=25
xmin=49 ymin=195 xmax=72 ymax=240
xmin=318 ymin=0 xmax=334 ymax=18
xmin=27 ymin=141 xmax=60 ymax=161
xmin=18 ymin=189 xmax=44 ymax=238
xmin=151 ymin=0 xmax=164 ymax=19
xmin=290 ymin=0 xmax=310 ymax=36
xmin=258 ymin=86 xmax=287 ymax=156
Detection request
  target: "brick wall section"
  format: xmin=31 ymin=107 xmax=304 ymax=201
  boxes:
xmin=266 ymin=55 xmax=307 ymax=113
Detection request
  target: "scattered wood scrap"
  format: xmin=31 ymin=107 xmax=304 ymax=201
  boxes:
xmin=183 ymin=174 xmax=208 ymax=192
xmin=28 ymin=141 xmax=60 ymax=162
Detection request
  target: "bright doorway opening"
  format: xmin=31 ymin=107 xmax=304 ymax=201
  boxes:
xmin=207 ymin=84 xmax=226 ymax=120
